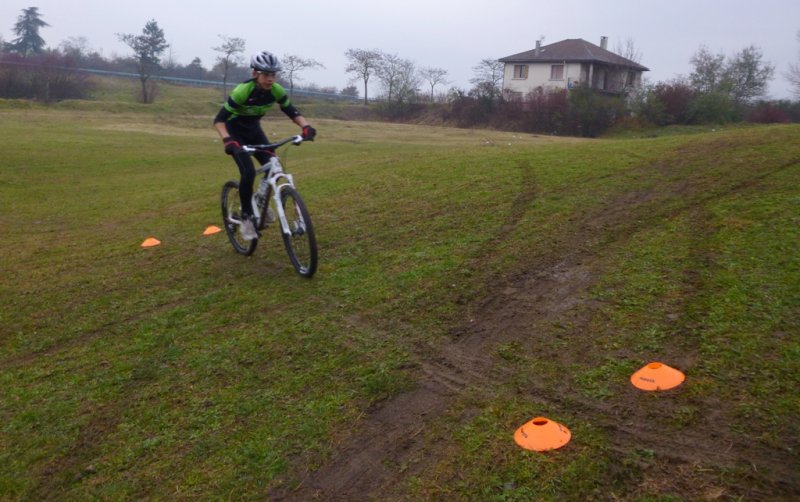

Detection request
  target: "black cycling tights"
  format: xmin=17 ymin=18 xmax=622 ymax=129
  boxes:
xmin=231 ymin=148 xmax=274 ymax=216
xmin=224 ymin=121 xmax=275 ymax=217
xmin=232 ymin=150 xmax=257 ymax=216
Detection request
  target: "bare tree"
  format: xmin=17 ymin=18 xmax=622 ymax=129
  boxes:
xmin=613 ymin=37 xmax=643 ymax=64
xmin=419 ymin=67 xmax=449 ymax=101
xmin=213 ymin=35 xmax=245 ymax=98
xmin=282 ymin=54 xmax=324 ymax=98
xmin=725 ymin=45 xmax=774 ymax=104
xmin=117 ymin=19 xmax=169 ymax=104
xmin=60 ymin=36 xmax=105 ymax=67
xmin=393 ymin=59 xmax=420 ymax=103
xmin=58 ymin=36 xmax=90 ymax=61
xmin=161 ymin=45 xmax=178 ymax=73
xmin=786 ymin=30 xmax=800 ymax=99
xmin=690 ymin=44 xmax=775 ymax=104
xmin=345 ymin=48 xmax=382 ymax=105
xmin=377 ymin=52 xmax=408 ymax=100
xmin=689 ymin=46 xmax=727 ymax=94
xmin=470 ymin=58 xmax=504 ymax=101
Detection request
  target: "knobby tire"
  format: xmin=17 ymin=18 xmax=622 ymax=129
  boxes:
xmin=279 ymin=186 xmax=318 ymax=278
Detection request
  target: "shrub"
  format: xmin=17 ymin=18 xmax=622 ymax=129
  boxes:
xmin=687 ymin=92 xmax=738 ymax=124
xmin=446 ymin=95 xmax=494 ymax=128
xmin=520 ymin=88 xmax=569 ymax=134
xmin=442 ymin=86 xmax=623 ymax=137
xmin=747 ymin=100 xmax=800 ymax=123
xmin=653 ymin=82 xmax=695 ymax=124
xmin=748 ymin=102 xmax=791 ymax=123
xmin=784 ymin=101 xmax=800 ymax=122
xmin=566 ymin=85 xmax=624 ymax=137
xmin=0 ymin=53 xmax=94 ymax=102
xmin=629 ymin=87 xmax=666 ymax=126
xmin=375 ymin=100 xmax=426 ymax=121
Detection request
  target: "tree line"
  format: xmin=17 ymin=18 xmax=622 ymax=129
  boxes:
xmin=625 ymin=44 xmax=798 ymax=126
xmin=2 ymin=7 xmax=799 ymax=135
xmin=0 ymin=8 xmax=454 ymax=105
xmin=0 ymin=8 xmax=357 ymax=103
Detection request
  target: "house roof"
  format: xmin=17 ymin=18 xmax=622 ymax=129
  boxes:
xmin=499 ymin=38 xmax=649 ymax=71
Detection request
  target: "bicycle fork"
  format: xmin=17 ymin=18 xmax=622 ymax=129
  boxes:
xmin=252 ymin=171 xmax=298 ymax=237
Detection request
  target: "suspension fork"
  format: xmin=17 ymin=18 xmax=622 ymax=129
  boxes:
xmin=268 ymin=173 xmax=296 ymax=236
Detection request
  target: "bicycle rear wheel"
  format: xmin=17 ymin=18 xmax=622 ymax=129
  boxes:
xmin=221 ymin=181 xmax=258 ymax=256
xmin=279 ymin=186 xmax=317 ymax=277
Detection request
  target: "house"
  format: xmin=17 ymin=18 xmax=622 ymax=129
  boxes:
xmin=499 ymin=37 xmax=649 ymax=99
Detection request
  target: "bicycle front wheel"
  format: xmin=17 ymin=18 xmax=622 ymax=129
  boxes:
xmin=279 ymin=186 xmax=317 ymax=278
xmin=221 ymin=181 xmax=258 ymax=256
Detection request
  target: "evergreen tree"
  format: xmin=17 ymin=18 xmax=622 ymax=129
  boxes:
xmin=7 ymin=7 xmax=49 ymax=56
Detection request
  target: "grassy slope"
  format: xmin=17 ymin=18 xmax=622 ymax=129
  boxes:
xmin=0 ymin=85 xmax=798 ymax=499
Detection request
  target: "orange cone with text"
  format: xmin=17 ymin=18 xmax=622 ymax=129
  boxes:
xmin=140 ymin=237 xmax=161 ymax=248
xmin=630 ymin=362 xmax=685 ymax=391
xmin=514 ymin=417 xmax=571 ymax=452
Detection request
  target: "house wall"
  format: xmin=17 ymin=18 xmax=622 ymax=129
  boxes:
xmin=503 ymin=62 xmax=644 ymax=97
xmin=503 ymin=62 xmax=584 ymax=96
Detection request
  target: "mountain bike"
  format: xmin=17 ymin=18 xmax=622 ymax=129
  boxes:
xmin=221 ymin=135 xmax=318 ymax=278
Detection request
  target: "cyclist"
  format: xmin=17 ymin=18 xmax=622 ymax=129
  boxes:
xmin=214 ymin=51 xmax=316 ymax=241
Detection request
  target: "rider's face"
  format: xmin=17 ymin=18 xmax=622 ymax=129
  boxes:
xmin=255 ymin=71 xmax=276 ymax=90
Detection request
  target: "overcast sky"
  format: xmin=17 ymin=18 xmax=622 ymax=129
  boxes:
xmin=2 ymin=0 xmax=798 ymax=99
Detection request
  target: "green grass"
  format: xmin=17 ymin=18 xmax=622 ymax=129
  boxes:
xmin=1 ymin=86 xmax=798 ymax=500
xmin=407 ymin=126 xmax=800 ymax=499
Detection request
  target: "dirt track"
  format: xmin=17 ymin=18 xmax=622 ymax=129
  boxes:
xmin=271 ymin=145 xmax=800 ymax=500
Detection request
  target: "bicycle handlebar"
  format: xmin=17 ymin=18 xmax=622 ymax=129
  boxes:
xmin=241 ymin=135 xmax=304 ymax=153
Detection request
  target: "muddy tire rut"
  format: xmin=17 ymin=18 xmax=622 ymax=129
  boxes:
xmin=272 ymin=154 xmax=800 ymax=500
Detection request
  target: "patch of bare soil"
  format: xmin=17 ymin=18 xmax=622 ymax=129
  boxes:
xmin=272 ymin=148 xmax=800 ymax=500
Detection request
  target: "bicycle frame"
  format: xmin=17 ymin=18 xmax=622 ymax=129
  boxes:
xmin=252 ymin=157 xmax=295 ymax=237
xmin=241 ymin=135 xmax=304 ymax=237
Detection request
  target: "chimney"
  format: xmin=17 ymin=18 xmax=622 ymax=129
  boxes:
xmin=535 ymin=40 xmax=541 ymax=56
xmin=600 ymin=36 xmax=608 ymax=50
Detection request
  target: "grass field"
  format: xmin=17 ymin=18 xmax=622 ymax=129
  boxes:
xmin=1 ymin=88 xmax=798 ymax=500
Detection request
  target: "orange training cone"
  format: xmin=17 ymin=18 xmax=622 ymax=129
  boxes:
xmin=140 ymin=237 xmax=161 ymax=248
xmin=630 ymin=362 xmax=685 ymax=391
xmin=203 ymin=225 xmax=222 ymax=235
xmin=514 ymin=417 xmax=571 ymax=452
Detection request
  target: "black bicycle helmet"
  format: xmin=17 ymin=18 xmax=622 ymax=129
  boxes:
xmin=250 ymin=51 xmax=282 ymax=72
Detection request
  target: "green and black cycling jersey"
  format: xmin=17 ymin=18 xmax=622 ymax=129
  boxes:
xmin=214 ymin=79 xmax=301 ymax=125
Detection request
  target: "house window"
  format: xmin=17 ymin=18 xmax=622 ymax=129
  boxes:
xmin=626 ymin=71 xmax=636 ymax=86
xmin=513 ymin=65 xmax=528 ymax=79
xmin=550 ymin=64 xmax=564 ymax=80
